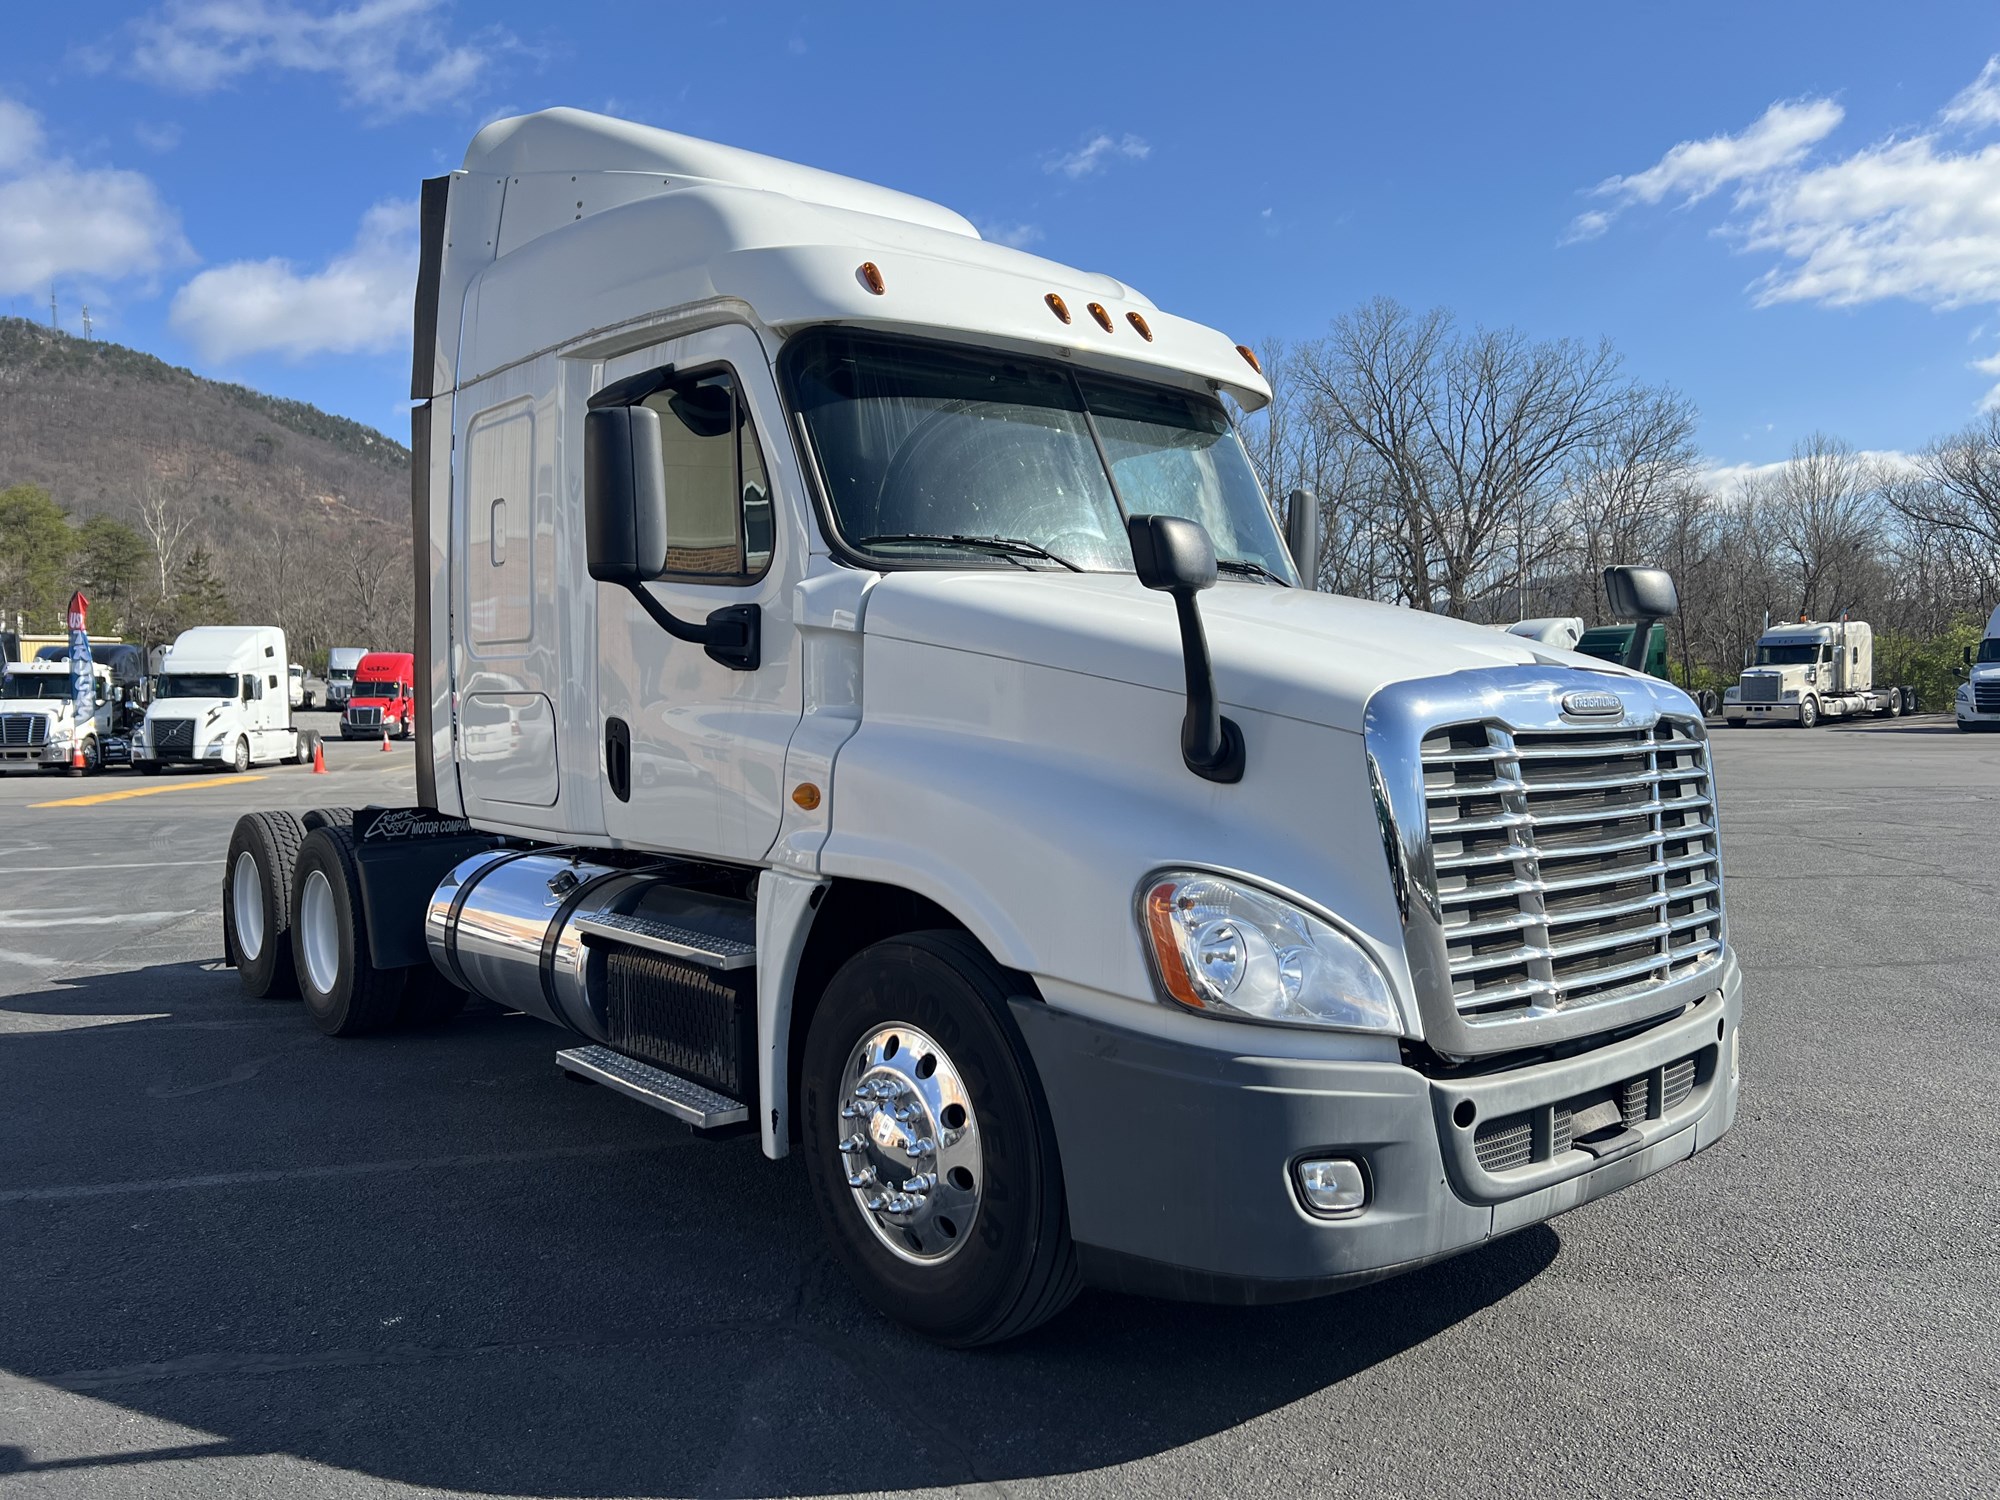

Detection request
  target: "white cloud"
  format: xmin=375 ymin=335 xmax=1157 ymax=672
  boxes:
xmin=0 ymin=94 xmax=190 ymax=297
xmin=127 ymin=0 xmax=502 ymax=119
xmin=0 ymin=97 xmax=44 ymax=171
xmin=1571 ymin=58 xmax=2000 ymax=408
xmin=1699 ymin=449 xmax=1919 ymax=500
xmin=169 ymin=199 xmax=416 ymax=361
xmin=979 ymin=220 xmax=1044 ymax=250
xmin=1942 ymin=56 xmax=2000 ymax=130
xmin=1045 ymin=132 xmax=1149 ymax=179
xmin=133 ymin=120 xmax=183 ymax=152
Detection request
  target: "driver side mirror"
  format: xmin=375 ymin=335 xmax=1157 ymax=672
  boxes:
xmin=584 ymin=405 xmax=669 ymax=585
xmin=1602 ymin=566 xmax=1678 ymax=674
xmin=1128 ymin=513 xmax=1244 ymax=784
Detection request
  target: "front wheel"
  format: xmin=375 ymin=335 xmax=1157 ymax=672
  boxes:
xmin=800 ymin=931 xmax=1078 ymax=1347
xmin=231 ymin=737 xmax=251 ymax=773
xmin=1797 ymin=696 xmax=1820 ymax=729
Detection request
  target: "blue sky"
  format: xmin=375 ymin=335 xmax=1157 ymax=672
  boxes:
xmin=3 ymin=1 xmax=1998 ymax=481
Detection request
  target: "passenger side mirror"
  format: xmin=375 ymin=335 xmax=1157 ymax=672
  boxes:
xmin=1128 ymin=513 xmax=1244 ymax=784
xmin=1602 ymin=566 xmax=1678 ymax=674
xmin=1284 ymin=488 xmax=1319 ymax=586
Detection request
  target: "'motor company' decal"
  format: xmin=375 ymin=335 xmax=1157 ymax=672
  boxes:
xmin=1561 ymin=690 xmax=1625 ymax=718
xmin=355 ymin=806 xmax=477 ymax=842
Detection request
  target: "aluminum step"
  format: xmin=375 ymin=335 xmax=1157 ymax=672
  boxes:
xmin=571 ymin=910 xmax=756 ymax=971
xmin=555 ymin=1044 xmax=749 ymax=1129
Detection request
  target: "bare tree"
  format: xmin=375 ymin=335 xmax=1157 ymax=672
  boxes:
xmin=1761 ymin=434 xmax=1879 ymax=619
xmin=136 ymin=450 xmax=200 ymax=603
xmin=1886 ymin=410 xmax=2000 ymax=555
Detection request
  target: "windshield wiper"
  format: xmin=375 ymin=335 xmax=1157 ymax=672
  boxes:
xmin=1215 ymin=558 xmax=1291 ymax=586
xmin=854 ymin=533 xmax=1085 ymax=572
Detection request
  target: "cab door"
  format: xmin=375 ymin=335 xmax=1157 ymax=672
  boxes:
xmin=593 ymin=324 xmax=801 ymax=863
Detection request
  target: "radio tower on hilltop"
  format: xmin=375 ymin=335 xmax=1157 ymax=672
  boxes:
xmin=49 ymin=286 xmax=58 ymax=329
xmin=81 ymin=306 xmax=92 ymax=339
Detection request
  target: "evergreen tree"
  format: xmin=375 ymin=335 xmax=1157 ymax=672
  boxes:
xmin=170 ymin=544 xmax=235 ymax=629
xmin=0 ymin=484 xmax=76 ymax=629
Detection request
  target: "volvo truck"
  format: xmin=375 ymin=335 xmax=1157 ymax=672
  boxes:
xmin=1721 ymin=618 xmax=1915 ymax=728
xmin=134 ymin=626 xmax=320 ymax=773
xmin=219 ymin=110 xmax=1742 ymax=1346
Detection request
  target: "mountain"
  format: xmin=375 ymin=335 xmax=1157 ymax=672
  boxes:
xmin=0 ymin=318 xmax=414 ymax=655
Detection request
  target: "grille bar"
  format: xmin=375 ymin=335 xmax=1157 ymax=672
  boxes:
xmin=1423 ymin=717 xmax=1723 ymax=1023
xmin=0 ymin=714 xmax=50 ymax=748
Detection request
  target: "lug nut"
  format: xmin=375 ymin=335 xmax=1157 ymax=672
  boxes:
xmin=901 ymin=1173 xmax=936 ymax=1194
xmin=906 ymin=1138 xmax=936 ymax=1159
xmin=838 ymin=1133 xmax=866 ymax=1154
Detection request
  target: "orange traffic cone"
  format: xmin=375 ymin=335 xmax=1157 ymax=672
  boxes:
xmin=67 ymin=742 xmax=86 ymax=778
xmin=380 ymin=731 xmax=391 ymax=752
xmin=311 ymin=739 xmax=328 ymax=774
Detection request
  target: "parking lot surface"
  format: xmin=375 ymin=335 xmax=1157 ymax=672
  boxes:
xmin=2 ymin=718 xmax=1996 ymax=1499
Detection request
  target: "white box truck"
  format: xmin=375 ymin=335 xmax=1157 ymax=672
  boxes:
xmin=133 ymin=626 xmax=319 ymax=774
xmin=0 ymin=656 xmax=117 ymax=774
xmin=220 ymin=110 xmax=1742 ymax=1345
xmin=1954 ymin=606 xmax=2000 ymax=730
xmin=1721 ymin=618 xmax=1915 ymax=728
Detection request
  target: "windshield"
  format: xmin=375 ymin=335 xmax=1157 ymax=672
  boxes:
xmin=1978 ymin=638 xmax=2000 ymax=664
xmin=1754 ymin=642 xmax=1827 ymax=666
xmin=354 ymin=679 xmax=403 ymax=697
xmin=785 ymin=329 xmax=1296 ymax=580
xmin=157 ymin=673 xmax=237 ymax=699
xmin=1 ymin=673 xmax=70 ymax=700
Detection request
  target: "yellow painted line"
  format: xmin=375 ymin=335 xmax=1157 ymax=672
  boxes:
xmin=31 ymin=775 xmax=268 ymax=809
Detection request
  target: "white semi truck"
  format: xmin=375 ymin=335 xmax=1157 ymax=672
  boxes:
xmin=1954 ymin=605 xmax=2000 ymax=731
xmin=324 ymin=647 xmax=368 ymax=709
xmin=0 ymin=657 xmax=117 ymax=774
xmin=220 ymin=110 xmax=1742 ymax=1346
xmin=1721 ymin=618 xmax=1915 ymax=728
xmin=133 ymin=626 xmax=320 ymax=773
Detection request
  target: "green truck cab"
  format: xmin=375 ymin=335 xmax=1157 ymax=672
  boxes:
xmin=1578 ymin=622 xmax=1669 ymax=679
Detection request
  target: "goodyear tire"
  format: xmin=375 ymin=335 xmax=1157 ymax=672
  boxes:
xmin=224 ymin=811 xmax=306 ymax=999
xmin=800 ymin=931 xmax=1079 ymax=1347
xmin=292 ymin=825 xmax=407 ymax=1036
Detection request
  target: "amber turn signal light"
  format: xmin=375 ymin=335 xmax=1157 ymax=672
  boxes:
xmin=1126 ymin=311 xmax=1153 ymax=341
xmin=1143 ymin=880 xmax=1204 ymax=1009
xmin=1045 ymin=292 xmax=1071 ymax=324
xmin=792 ymin=783 xmax=822 ymax=810
xmin=1087 ymin=302 xmax=1114 ymax=332
xmin=1235 ymin=343 xmax=1262 ymax=374
xmin=858 ymin=262 xmax=885 ymax=295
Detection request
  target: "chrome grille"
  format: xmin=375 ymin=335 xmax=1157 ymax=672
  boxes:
xmin=1740 ymin=674 xmax=1783 ymax=703
xmin=0 ymin=714 xmax=49 ymax=748
xmin=153 ymin=718 xmax=194 ymax=755
xmin=1975 ymin=684 xmax=2000 ymax=713
xmin=347 ymin=706 xmax=382 ymax=727
xmin=1421 ymin=717 xmax=1722 ymax=1023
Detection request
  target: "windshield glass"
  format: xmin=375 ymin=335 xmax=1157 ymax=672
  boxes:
xmin=354 ymin=679 xmax=402 ymax=697
xmin=1755 ymin=642 xmax=1826 ymax=666
xmin=1978 ymin=638 xmax=2000 ymax=664
xmin=786 ymin=329 xmax=1295 ymax=580
xmin=157 ymin=673 xmax=236 ymax=699
xmin=1 ymin=673 xmax=70 ymax=700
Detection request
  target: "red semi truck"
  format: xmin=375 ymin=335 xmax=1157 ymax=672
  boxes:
xmin=338 ymin=651 xmax=417 ymax=740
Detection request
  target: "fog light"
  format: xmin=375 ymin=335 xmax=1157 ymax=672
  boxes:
xmin=1295 ymin=1157 xmax=1367 ymax=1217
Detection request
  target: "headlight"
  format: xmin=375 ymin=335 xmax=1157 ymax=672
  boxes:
xmin=1782 ymin=690 xmax=1800 ymax=701
xmin=1139 ymin=872 xmax=1404 ymax=1033
xmin=1959 ymin=684 xmax=1972 ymax=701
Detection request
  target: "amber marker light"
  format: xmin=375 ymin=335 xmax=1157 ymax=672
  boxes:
xmin=858 ymin=262 xmax=886 ymax=295
xmin=1045 ymin=292 xmax=1072 ymax=324
xmin=1087 ymin=302 xmax=1114 ymax=332
xmin=792 ymin=783 xmax=822 ymax=810
xmin=1126 ymin=311 xmax=1153 ymax=341
xmin=1144 ymin=880 xmax=1204 ymax=1009
xmin=1235 ymin=344 xmax=1262 ymax=374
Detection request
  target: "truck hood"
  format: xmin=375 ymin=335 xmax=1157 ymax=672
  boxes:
xmin=148 ymin=698 xmax=240 ymax=725
xmin=0 ymin=701 xmax=70 ymax=722
xmin=1970 ymin=663 xmax=2000 ymax=684
xmin=860 ymin=572 xmax=1642 ymax=734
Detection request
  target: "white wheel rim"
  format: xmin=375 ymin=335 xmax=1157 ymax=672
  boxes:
xmin=299 ymin=869 xmax=340 ymax=996
xmin=231 ymin=851 xmax=264 ymax=962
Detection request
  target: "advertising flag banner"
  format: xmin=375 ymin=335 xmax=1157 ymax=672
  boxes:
xmin=66 ymin=592 xmax=93 ymax=726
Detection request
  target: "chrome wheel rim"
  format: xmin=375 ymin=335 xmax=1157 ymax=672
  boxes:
xmin=234 ymin=739 xmax=250 ymax=772
xmin=298 ymin=869 xmax=340 ymax=996
xmin=231 ymin=851 xmax=264 ymax=962
xmin=835 ymin=1023 xmax=982 ymax=1265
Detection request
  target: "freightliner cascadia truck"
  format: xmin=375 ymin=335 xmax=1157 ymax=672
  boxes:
xmin=220 ymin=110 xmax=1742 ymax=1346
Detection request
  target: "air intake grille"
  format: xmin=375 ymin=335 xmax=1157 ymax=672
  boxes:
xmin=1472 ymin=1046 xmax=1716 ymax=1175
xmin=1740 ymin=674 xmax=1783 ymax=703
xmin=0 ymin=714 xmax=49 ymax=748
xmin=1975 ymin=684 xmax=2000 ymax=714
xmin=152 ymin=718 xmax=194 ymax=755
xmin=1422 ymin=717 xmax=1722 ymax=1022
xmin=347 ymin=706 xmax=382 ymax=727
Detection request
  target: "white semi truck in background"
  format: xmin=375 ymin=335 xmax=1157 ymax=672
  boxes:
xmin=0 ymin=656 xmax=117 ymax=774
xmin=1954 ymin=605 xmax=2000 ymax=731
xmin=219 ymin=110 xmax=1742 ymax=1346
xmin=133 ymin=626 xmax=320 ymax=773
xmin=1721 ymin=618 xmax=1916 ymax=728
xmin=323 ymin=647 xmax=368 ymax=710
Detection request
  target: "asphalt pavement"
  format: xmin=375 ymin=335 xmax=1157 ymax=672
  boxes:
xmin=1 ymin=714 xmax=1995 ymax=1498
